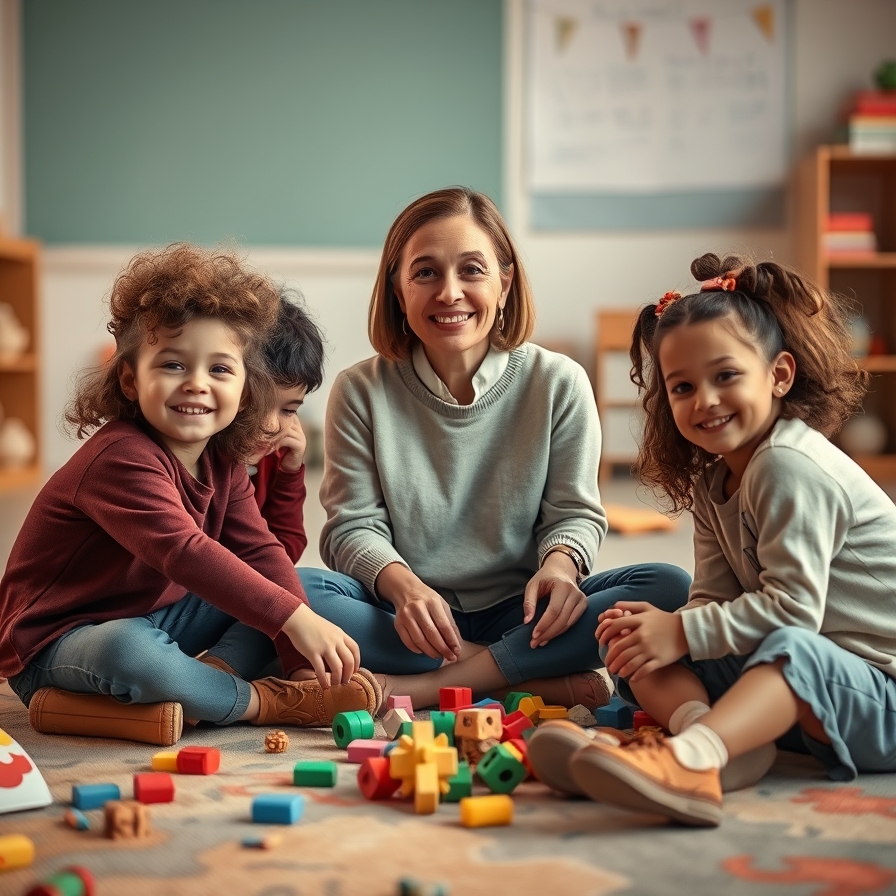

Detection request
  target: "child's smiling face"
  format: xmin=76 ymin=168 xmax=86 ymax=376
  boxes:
xmin=659 ymin=314 xmax=794 ymax=489
xmin=119 ymin=316 xmax=246 ymax=474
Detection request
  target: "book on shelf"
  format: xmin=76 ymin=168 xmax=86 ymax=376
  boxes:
xmin=826 ymin=212 xmax=874 ymax=232
xmin=822 ymin=232 xmax=877 ymax=254
xmin=852 ymin=90 xmax=896 ymax=116
xmin=848 ymin=114 xmax=896 ymax=153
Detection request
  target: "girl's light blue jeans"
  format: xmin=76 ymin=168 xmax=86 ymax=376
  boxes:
xmin=8 ymin=592 xmax=277 ymax=724
xmin=297 ymin=563 xmax=691 ymax=684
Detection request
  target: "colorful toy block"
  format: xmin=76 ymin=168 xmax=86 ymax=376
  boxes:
xmin=293 ymin=761 xmax=337 ymax=787
xmin=23 ymin=865 xmax=94 ymax=896
xmin=104 ymin=799 xmax=150 ymax=840
xmin=506 ymin=737 xmax=533 ymax=776
xmin=438 ymin=686 xmax=472 ymax=711
xmin=176 ymin=746 xmax=220 ymax=774
xmin=133 ymin=772 xmax=175 ymax=804
xmin=454 ymin=708 xmax=501 ymax=771
xmin=500 ymin=709 xmax=534 ymax=742
xmin=333 ymin=710 xmax=375 ymax=748
xmin=459 ymin=793 xmax=514 ymax=827
xmin=251 ymin=793 xmax=304 ymax=825
xmin=502 ymin=691 xmax=533 ymax=714
xmin=516 ymin=695 xmax=548 ymax=721
xmin=382 ymin=707 xmax=413 ymax=739
xmin=388 ymin=720 xmax=458 ymax=814
xmin=357 ymin=756 xmax=402 ymax=800
xmin=442 ymin=760 xmax=473 ymax=802
xmin=537 ymin=705 xmax=568 ymax=720
xmin=385 ymin=695 xmax=414 ymax=716
xmin=594 ymin=695 xmax=634 ymax=729
xmin=633 ymin=710 xmax=659 ymax=730
xmin=151 ymin=750 xmax=179 ymax=772
xmin=63 ymin=808 xmax=90 ymax=830
xmin=346 ymin=738 xmax=388 ymax=763
xmin=476 ymin=743 xmax=527 ymax=794
xmin=71 ymin=783 xmax=120 ymax=811
xmin=456 ymin=698 xmax=505 ymax=718
xmin=0 ymin=833 xmax=35 ymax=871
xmin=429 ymin=710 xmax=456 ymax=744
xmin=242 ymin=833 xmax=282 ymax=849
xmin=264 ymin=730 xmax=290 ymax=753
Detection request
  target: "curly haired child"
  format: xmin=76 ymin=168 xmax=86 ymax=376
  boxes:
xmin=0 ymin=244 xmax=379 ymax=745
xmin=529 ymin=252 xmax=896 ymax=825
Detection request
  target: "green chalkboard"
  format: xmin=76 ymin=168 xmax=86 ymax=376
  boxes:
xmin=24 ymin=0 xmax=503 ymax=247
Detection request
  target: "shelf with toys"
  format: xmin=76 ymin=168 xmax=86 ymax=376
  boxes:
xmin=0 ymin=236 xmax=41 ymax=491
xmin=795 ymin=144 xmax=896 ymax=481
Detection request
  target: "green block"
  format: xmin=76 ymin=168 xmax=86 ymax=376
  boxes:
xmin=502 ymin=691 xmax=533 ymax=714
xmin=477 ymin=743 xmax=526 ymax=794
xmin=332 ymin=710 xmax=374 ymax=748
xmin=293 ymin=760 xmax=337 ymax=787
xmin=442 ymin=760 xmax=473 ymax=802
xmin=40 ymin=872 xmax=86 ymax=896
xmin=429 ymin=710 xmax=456 ymax=745
xmin=397 ymin=719 xmax=415 ymax=739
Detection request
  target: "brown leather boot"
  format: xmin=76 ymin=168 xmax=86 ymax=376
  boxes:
xmin=28 ymin=687 xmax=183 ymax=746
xmin=495 ymin=670 xmax=612 ymax=712
xmin=251 ymin=668 xmax=382 ymax=728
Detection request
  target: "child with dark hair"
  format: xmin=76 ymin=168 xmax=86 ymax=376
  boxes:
xmin=529 ymin=252 xmax=896 ymax=826
xmin=0 ymin=244 xmax=379 ymax=746
xmin=246 ymin=288 xmax=325 ymax=563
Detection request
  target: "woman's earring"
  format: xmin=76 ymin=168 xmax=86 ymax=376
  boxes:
xmin=496 ymin=307 xmax=504 ymax=333
xmin=401 ymin=316 xmax=408 ymax=337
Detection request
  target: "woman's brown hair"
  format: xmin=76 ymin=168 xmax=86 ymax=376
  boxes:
xmin=64 ymin=243 xmax=281 ymax=463
xmin=368 ymin=187 xmax=535 ymax=360
xmin=630 ymin=252 xmax=869 ymax=513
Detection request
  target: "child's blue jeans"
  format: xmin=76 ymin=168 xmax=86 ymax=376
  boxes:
xmin=297 ymin=562 xmax=691 ymax=684
xmin=8 ymin=592 xmax=277 ymax=724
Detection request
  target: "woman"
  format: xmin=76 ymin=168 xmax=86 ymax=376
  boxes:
xmin=299 ymin=187 xmax=691 ymax=710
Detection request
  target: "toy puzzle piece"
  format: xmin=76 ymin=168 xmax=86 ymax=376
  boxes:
xmin=0 ymin=726 xmax=52 ymax=814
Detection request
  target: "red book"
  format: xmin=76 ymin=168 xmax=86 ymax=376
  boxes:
xmin=826 ymin=212 xmax=874 ymax=232
xmin=853 ymin=90 xmax=896 ymax=116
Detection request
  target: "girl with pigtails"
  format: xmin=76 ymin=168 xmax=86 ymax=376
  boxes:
xmin=527 ymin=252 xmax=896 ymax=826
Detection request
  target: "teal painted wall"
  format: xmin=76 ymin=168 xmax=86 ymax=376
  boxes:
xmin=23 ymin=0 xmax=503 ymax=247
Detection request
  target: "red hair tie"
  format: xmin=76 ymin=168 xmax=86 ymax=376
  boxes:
xmin=655 ymin=291 xmax=682 ymax=317
xmin=700 ymin=275 xmax=737 ymax=292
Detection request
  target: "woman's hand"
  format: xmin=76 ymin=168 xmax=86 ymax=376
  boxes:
xmin=596 ymin=601 xmax=687 ymax=683
xmin=523 ymin=552 xmax=587 ymax=649
xmin=375 ymin=562 xmax=462 ymax=662
xmin=280 ymin=603 xmax=361 ymax=688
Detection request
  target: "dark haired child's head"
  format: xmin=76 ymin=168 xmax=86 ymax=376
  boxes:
xmin=245 ymin=289 xmax=326 ymax=466
xmin=65 ymin=243 xmax=281 ymax=463
xmin=630 ymin=252 xmax=869 ymax=511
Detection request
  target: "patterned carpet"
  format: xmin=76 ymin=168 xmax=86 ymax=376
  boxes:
xmin=2 ymin=686 xmax=896 ymax=896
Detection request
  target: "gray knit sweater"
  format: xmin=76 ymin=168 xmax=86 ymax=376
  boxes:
xmin=319 ymin=344 xmax=608 ymax=612
xmin=682 ymin=416 xmax=896 ymax=678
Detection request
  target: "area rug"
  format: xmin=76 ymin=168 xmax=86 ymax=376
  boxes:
xmin=2 ymin=686 xmax=896 ymax=896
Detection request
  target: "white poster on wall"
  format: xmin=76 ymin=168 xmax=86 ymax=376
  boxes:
xmin=527 ymin=0 xmax=789 ymax=194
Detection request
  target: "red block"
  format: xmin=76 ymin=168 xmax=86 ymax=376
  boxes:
xmin=133 ymin=772 xmax=175 ymax=804
xmin=439 ymin=687 xmax=473 ymax=711
xmin=507 ymin=738 xmax=533 ymax=776
xmin=357 ymin=756 xmax=401 ymax=800
xmin=500 ymin=710 xmax=534 ymax=742
xmin=176 ymin=746 xmax=221 ymax=775
xmin=632 ymin=710 xmax=659 ymax=731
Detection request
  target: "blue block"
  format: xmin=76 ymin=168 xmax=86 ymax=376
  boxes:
xmin=251 ymin=793 xmax=304 ymax=825
xmin=72 ymin=782 xmax=121 ymax=810
xmin=594 ymin=695 xmax=634 ymax=729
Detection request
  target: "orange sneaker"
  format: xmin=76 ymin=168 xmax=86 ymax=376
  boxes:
xmin=527 ymin=719 xmax=622 ymax=795
xmin=251 ymin=669 xmax=382 ymax=728
xmin=568 ymin=734 xmax=723 ymax=827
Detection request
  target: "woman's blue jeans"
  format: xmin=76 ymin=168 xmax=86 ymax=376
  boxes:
xmin=298 ymin=563 xmax=691 ymax=684
xmin=8 ymin=593 xmax=277 ymax=724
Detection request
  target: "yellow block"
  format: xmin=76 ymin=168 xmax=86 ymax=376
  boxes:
xmin=537 ymin=705 xmax=568 ymax=720
xmin=459 ymin=794 xmax=514 ymax=828
xmin=151 ymin=751 xmax=180 ymax=772
xmin=0 ymin=833 xmax=35 ymax=871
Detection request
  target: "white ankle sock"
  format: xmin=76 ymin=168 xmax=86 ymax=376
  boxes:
xmin=668 ymin=700 xmax=710 ymax=735
xmin=668 ymin=723 xmax=728 ymax=771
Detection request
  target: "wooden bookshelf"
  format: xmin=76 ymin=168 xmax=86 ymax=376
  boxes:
xmin=0 ymin=237 xmax=41 ymax=491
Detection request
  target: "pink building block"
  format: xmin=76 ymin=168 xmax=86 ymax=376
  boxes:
xmin=346 ymin=738 xmax=389 ymax=763
xmin=386 ymin=695 xmax=414 ymax=716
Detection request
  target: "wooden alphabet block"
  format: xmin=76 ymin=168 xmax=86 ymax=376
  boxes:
xmin=104 ymin=799 xmax=151 ymax=840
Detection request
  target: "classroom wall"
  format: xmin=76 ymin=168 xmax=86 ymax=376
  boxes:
xmin=2 ymin=0 xmax=896 ymax=504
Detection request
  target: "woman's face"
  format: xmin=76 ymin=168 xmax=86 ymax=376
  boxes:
xmin=393 ymin=214 xmax=512 ymax=370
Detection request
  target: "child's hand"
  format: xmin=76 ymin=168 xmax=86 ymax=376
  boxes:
xmin=596 ymin=606 xmax=632 ymax=640
xmin=597 ymin=602 xmax=688 ymax=683
xmin=274 ymin=415 xmax=307 ymax=472
xmin=280 ymin=604 xmax=360 ymax=689
xmin=523 ymin=560 xmax=587 ymax=649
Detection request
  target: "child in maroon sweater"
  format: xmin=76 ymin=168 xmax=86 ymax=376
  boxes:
xmin=0 ymin=244 xmax=379 ymax=745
